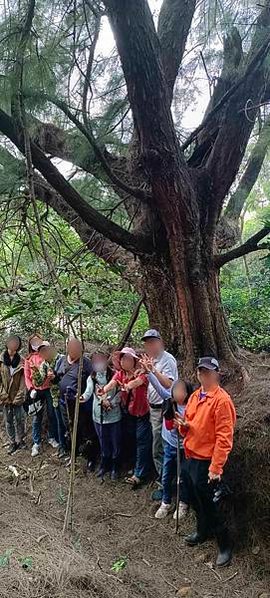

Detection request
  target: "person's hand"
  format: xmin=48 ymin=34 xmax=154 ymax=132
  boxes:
xmin=139 ymin=354 xmax=155 ymax=373
xmin=208 ymin=471 xmax=221 ymax=483
xmin=97 ymin=386 xmax=105 ymax=396
xmin=173 ymin=412 xmax=189 ymax=428
xmin=79 ymin=396 xmax=87 ymax=403
xmin=102 ymin=398 xmax=112 ymax=411
xmin=121 ymin=383 xmax=129 ymax=392
xmin=47 ymin=370 xmax=55 ymax=381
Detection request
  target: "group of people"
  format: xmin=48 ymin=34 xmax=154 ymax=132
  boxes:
xmin=0 ymin=328 xmax=236 ymax=568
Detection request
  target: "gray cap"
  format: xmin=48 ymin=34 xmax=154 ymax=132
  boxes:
xmin=197 ymin=357 xmax=220 ymax=371
xmin=142 ymin=329 xmax=161 ymax=341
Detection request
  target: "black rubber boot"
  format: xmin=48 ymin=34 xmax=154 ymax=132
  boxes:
xmin=216 ymin=528 xmax=233 ymax=567
xmin=185 ymin=531 xmax=208 ymax=546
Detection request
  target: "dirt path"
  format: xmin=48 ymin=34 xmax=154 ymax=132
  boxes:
xmin=0 ymin=440 xmax=268 ymax=598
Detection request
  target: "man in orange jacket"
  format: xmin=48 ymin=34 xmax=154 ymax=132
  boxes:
xmin=175 ymin=356 xmax=236 ymax=567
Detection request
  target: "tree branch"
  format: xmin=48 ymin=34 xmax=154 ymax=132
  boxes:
xmin=157 ymin=0 xmax=196 ymax=104
xmin=103 ymin=0 xmax=181 ymax=161
xmin=25 ymin=91 xmax=151 ymax=203
xmin=206 ymin=3 xmax=270 ymax=211
xmin=183 ymin=30 xmax=270 ymax=153
xmin=0 ymin=108 xmax=153 ymax=255
xmin=187 ymin=27 xmax=243 ymax=167
xmin=225 ymin=116 xmax=270 ymax=220
xmin=214 ymin=227 xmax=270 ymax=268
xmin=33 ymin=174 xmax=139 ymax=278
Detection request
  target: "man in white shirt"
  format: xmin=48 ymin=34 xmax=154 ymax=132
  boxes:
xmin=142 ymin=330 xmax=178 ymax=491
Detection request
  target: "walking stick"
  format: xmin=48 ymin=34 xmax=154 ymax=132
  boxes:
xmin=63 ymin=353 xmax=84 ymax=533
xmin=175 ymin=428 xmax=181 ymax=534
xmin=100 ymin=394 xmax=105 ymax=482
xmin=64 ymin=390 xmax=73 ymax=445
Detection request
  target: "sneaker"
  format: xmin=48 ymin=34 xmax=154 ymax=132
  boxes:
xmin=173 ymin=502 xmax=189 ymax=520
xmin=31 ymin=444 xmax=40 ymax=457
xmin=155 ymin=503 xmax=172 ymax=519
xmin=48 ymin=438 xmax=59 ymax=449
xmin=7 ymin=443 xmax=17 ymax=455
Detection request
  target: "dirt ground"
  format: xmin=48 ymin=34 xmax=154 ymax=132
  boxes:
xmin=0 ymin=356 xmax=269 ymax=598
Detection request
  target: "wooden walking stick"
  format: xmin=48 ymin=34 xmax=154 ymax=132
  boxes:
xmin=63 ymin=354 xmax=83 ymax=533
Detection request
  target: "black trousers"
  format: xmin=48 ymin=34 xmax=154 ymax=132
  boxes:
xmin=181 ymin=456 xmax=227 ymax=539
xmin=60 ymin=400 xmax=99 ymax=461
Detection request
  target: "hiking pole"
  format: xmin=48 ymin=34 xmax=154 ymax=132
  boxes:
xmin=175 ymin=428 xmax=181 ymax=534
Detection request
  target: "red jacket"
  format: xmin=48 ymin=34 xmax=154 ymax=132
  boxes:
xmin=179 ymin=386 xmax=236 ymax=476
xmin=113 ymin=370 xmax=149 ymax=417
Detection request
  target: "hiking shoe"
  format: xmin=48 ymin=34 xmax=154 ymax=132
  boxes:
xmin=48 ymin=438 xmax=59 ymax=449
xmin=58 ymin=448 xmax=68 ymax=459
xmin=151 ymin=488 xmax=163 ymax=501
xmin=17 ymin=440 xmax=27 ymax=450
xmin=31 ymin=444 xmax=40 ymax=457
xmin=155 ymin=503 xmax=172 ymax=519
xmin=173 ymin=502 xmax=189 ymax=520
xmin=87 ymin=460 xmax=96 ymax=472
xmin=110 ymin=469 xmax=118 ymax=481
xmin=7 ymin=443 xmax=17 ymax=455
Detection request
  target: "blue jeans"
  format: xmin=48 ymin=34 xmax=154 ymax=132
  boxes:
xmin=32 ymin=390 xmax=58 ymax=446
xmin=132 ymin=414 xmax=152 ymax=480
xmin=54 ymin=405 xmax=67 ymax=450
xmin=162 ymin=441 xmax=190 ymax=505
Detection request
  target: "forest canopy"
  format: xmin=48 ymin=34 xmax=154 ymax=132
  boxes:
xmin=0 ymin=0 xmax=269 ymax=364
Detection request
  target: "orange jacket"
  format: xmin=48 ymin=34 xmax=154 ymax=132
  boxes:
xmin=179 ymin=385 xmax=236 ymax=476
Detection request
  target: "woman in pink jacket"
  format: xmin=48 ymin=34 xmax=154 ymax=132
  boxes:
xmin=24 ymin=336 xmax=59 ymax=457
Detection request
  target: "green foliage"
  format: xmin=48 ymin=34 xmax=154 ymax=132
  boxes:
xmin=0 ymin=549 xmax=12 ymax=568
xmin=111 ymin=557 xmax=127 ymax=573
xmin=221 ymin=261 xmax=270 ymax=352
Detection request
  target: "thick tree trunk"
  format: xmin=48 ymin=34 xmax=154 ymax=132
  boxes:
xmin=140 ymin=238 xmax=239 ymax=376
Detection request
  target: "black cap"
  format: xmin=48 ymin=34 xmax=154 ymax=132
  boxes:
xmin=197 ymin=356 xmax=220 ymax=371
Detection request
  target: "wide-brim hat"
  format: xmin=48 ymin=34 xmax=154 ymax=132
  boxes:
xmin=112 ymin=347 xmax=139 ymax=371
xmin=37 ymin=341 xmax=51 ymax=351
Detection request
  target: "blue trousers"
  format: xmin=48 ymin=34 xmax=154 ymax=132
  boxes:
xmin=162 ymin=441 xmax=190 ymax=505
xmin=125 ymin=413 xmax=152 ymax=480
xmin=94 ymin=420 xmax=121 ymax=462
xmin=54 ymin=405 xmax=67 ymax=450
xmin=32 ymin=390 xmax=58 ymax=446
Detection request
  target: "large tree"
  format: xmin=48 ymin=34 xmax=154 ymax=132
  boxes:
xmin=0 ymin=0 xmax=269 ymax=373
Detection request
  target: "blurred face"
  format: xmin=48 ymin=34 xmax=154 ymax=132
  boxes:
xmin=120 ymin=354 xmax=136 ymax=372
xmin=7 ymin=336 xmax=20 ymax=353
xmin=39 ymin=346 xmax=51 ymax=361
xmin=48 ymin=346 xmax=57 ymax=362
xmin=92 ymin=354 xmax=108 ymax=373
xmin=67 ymin=339 xmax=82 ymax=361
xmin=197 ymin=368 xmax=219 ymax=390
xmin=143 ymin=338 xmax=163 ymax=359
xmin=172 ymin=381 xmax=188 ymax=405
